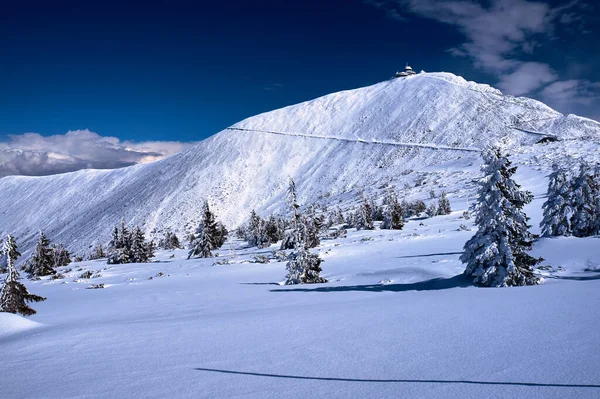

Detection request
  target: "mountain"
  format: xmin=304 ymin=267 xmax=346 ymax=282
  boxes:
xmin=1 ymin=72 xmax=599 ymax=256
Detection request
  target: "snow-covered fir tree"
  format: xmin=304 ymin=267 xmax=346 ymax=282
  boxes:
xmin=265 ymin=215 xmax=283 ymax=242
xmin=437 ymin=191 xmax=451 ymax=215
xmin=188 ymin=200 xmax=221 ymax=258
xmin=540 ymin=165 xmax=572 ymax=237
xmin=107 ymin=221 xmax=153 ymax=264
xmin=159 ymin=230 xmax=181 ymax=250
xmin=0 ymin=235 xmax=46 ymax=316
xmin=426 ymin=202 xmax=438 ymax=218
xmin=52 ymin=242 xmax=71 ymax=267
xmin=282 ymin=178 xmax=326 ymax=285
xmin=285 ymin=248 xmax=327 ymax=285
xmin=88 ymin=244 xmax=106 ymax=260
xmin=569 ymin=163 xmax=598 ymax=237
xmin=246 ymin=210 xmax=271 ymax=248
xmin=354 ymin=198 xmax=374 ymax=230
xmin=381 ymin=195 xmax=405 ymax=230
xmin=281 ymin=179 xmax=303 ymax=250
xmin=460 ymin=148 xmax=540 ymax=287
xmin=131 ymin=226 xmax=151 ymax=263
xmin=24 ymin=231 xmax=56 ymax=277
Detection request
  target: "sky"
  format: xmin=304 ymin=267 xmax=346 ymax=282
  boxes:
xmin=1 ymin=0 xmax=599 ymax=177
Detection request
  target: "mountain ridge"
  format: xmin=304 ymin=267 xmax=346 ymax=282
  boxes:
xmin=1 ymin=71 xmax=599 ymax=256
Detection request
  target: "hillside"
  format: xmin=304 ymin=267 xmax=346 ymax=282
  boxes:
xmin=1 ymin=72 xmax=599 ymax=256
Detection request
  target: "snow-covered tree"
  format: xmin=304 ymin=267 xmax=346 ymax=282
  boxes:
xmin=246 ymin=210 xmax=271 ymax=248
xmin=131 ymin=226 xmax=150 ymax=263
xmin=88 ymin=244 xmax=106 ymax=260
xmin=159 ymin=230 xmax=181 ymax=250
xmin=281 ymin=179 xmax=303 ymax=250
xmin=437 ymin=191 xmax=451 ymax=215
xmin=460 ymin=148 xmax=540 ymax=287
xmin=540 ymin=165 xmax=572 ymax=237
xmin=188 ymin=200 xmax=220 ymax=258
xmin=284 ymin=249 xmax=327 ymax=285
xmin=24 ymin=231 xmax=55 ymax=277
xmin=570 ymin=164 xmax=598 ymax=237
xmin=425 ymin=202 xmax=438 ymax=218
xmin=0 ymin=235 xmax=46 ymax=316
xmin=264 ymin=215 xmax=283 ymax=244
xmin=108 ymin=221 xmax=153 ymax=264
xmin=52 ymin=242 xmax=71 ymax=267
xmin=282 ymin=178 xmax=326 ymax=285
xmin=381 ymin=195 xmax=405 ymax=230
xmin=354 ymin=198 xmax=374 ymax=230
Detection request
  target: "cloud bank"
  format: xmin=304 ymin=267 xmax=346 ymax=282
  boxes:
xmin=366 ymin=0 xmax=598 ymax=108
xmin=0 ymin=130 xmax=197 ymax=178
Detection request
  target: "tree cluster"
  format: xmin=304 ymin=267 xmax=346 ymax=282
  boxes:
xmin=108 ymin=222 xmax=154 ymax=264
xmin=540 ymin=163 xmax=599 ymax=238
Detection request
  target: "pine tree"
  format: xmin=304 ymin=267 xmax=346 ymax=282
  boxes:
xmin=0 ymin=235 xmax=46 ymax=316
xmin=460 ymin=148 xmax=540 ymax=287
xmin=188 ymin=200 xmax=219 ymax=258
xmin=131 ymin=226 xmax=150 ymax=263
xmin=382 ymin=195 xmax=405 ymax=230
xmin=540 ymin=165 xmax=572 ymax=237
xmin=52 ymin=242 xmax=71 ymax=267
xmin=265 ymin=215 xmax=282 ymax=243
xmin=570 ymin=164 xmax=598 ymax=237
xmin=25 ymin=231 xmax=56 ymax=277
xmin=355 ymin=198 xmax=374 ymax=230
xmin=283 ymin=178 xmax=327 ymax=285
xmin=437 ymin=191 xmax=452 ymax=215
xmin=281 ymin=179 xmax=303 ymax=250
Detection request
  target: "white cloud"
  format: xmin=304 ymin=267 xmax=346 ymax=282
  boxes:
xmin=540 ymin=79 xmax=600 ymax=105
xmin=497 ymin=62 xmax=557 ymax=96
xmin=0 ymin=129 xmax=198 ymax=178
xmin=365 ymin=0 xmax=588 ymax=95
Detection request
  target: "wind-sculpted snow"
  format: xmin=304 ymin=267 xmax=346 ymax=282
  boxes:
xmin=0 ymin=72 xmax=599 ymax=256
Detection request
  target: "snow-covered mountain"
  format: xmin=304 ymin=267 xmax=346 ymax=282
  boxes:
xmin=1 ymin=71 xmax=599 ymax=255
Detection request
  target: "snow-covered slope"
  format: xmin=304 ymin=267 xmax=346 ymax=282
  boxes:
xmin=1 ymin=72 xmax=599 ymax=255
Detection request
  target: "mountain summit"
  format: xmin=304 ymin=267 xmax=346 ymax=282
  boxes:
xmin=1 ymin=72 xmax=599 ymax=254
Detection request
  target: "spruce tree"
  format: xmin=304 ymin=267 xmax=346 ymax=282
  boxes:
xmin=188 ymin=200 xmax=219 ymax=258
xmin=570 ymin=164 xmax=598 ymax=237
xmin=382 ymin=196 xmax=405 ymax=230
xmin=283 ymin=178 xmax=327 ymax=285
xmin=540 ymin=165 xmax=572 ymax=237
xmin=25 ymin=231 xmax=55 ymax=277
xmin=131 ymin=226 xmax=149 ymax=263
xmin=355 ymin=198 xmax=374 ymax=230
xmin=52 ymin=242 xmax=71 ymax=267
xmin=0 ymin=235 xmax=46 ymax=316
xmin=437 ymin=191 xmax=452 ymax=215
xmin=461 ymin=148 xmax=540 ymax=287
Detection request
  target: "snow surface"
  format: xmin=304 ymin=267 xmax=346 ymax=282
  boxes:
xmin=1 ymin=72 xmax=599 ymax=258
xmin=1 ymin=200 xmax=599 ymax=398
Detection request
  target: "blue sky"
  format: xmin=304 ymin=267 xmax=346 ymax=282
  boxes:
xmin=1 ymin=0 xmax=599 ymax=176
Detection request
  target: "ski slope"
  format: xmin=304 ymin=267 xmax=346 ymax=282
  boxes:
xmin=1 ymin=72 xmax=599 ymax=258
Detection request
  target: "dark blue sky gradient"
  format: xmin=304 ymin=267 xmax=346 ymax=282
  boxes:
xmin=1 ymin=0 xmax=598 ymax=142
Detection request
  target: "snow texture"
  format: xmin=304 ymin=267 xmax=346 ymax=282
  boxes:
xmin=1 ymin=72 xmax=599 ymax=258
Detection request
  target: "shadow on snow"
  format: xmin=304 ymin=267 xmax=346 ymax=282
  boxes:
xmin=193 ymin=367 xmax=600 ymax=389
xmin=270 ymin=274 xmax=472 ymax=293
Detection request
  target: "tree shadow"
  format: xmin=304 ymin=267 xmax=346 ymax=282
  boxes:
xmin=240 ymin=282 xmax=281 ymax=286
xmin=193 ymin=367 xmax=600 ymax=389
xmin=545 ymin=274 xmax=600 ymax=281
xmin=395 ymin=251 xmax=463 ymax=259
xmin=271 ymin=274 xmax=472 ymax=293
